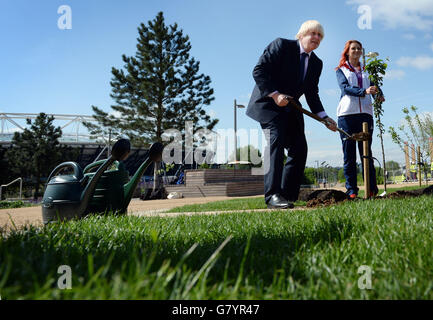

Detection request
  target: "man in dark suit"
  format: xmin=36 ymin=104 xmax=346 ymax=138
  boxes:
xmin=246 ymin=20 xmax=337 ymax=209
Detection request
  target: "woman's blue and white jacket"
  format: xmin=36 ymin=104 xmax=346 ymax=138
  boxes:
xmin=336 ymin=62 xmax=375 ymax=117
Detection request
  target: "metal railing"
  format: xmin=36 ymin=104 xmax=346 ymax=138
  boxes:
xmin=0 ymin=177 xmax=22 ymax=201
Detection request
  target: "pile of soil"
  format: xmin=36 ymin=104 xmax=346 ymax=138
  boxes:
xmin=298 ymin=185 xmax=433 ymax=208
xmin=305 ymin=197 xmax=341 ymax=208
xmin=298 ymin=189 xmax=348 ymax=208
xmin=384 ymin=185 xmax=433 ymax=199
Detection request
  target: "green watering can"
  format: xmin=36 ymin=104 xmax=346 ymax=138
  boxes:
xmin=42 ymin=139 xmax=163 ymax=224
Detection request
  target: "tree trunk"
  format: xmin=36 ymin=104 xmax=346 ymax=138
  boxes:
xmin=153 ymin=161 xmax=160 ymax=192
xmin=153 ymin=100 xmax=163 ymax=196
xmin=379 ymin=121 xmax=387 ymax=192
xmin=34 ymin=175 xmax=40 ymax=200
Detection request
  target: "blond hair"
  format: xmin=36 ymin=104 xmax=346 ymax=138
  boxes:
xmin=295 ymin=20 xmax=324 ymax=40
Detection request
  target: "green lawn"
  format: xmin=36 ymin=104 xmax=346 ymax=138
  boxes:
xmin=1 ymin=193 xmax=433 ymax=299
xmin=165 ymin=197 xmax=306 ymax=213
xmin=166 ymin=184 xmax=430 ymax=213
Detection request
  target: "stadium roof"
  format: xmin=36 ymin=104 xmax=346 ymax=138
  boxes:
xmin=0 ymin=112 xmax=105 ymax=144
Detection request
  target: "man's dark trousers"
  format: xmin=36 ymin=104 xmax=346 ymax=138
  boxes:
xmin=261 ymin=108 xmax=307 ymax=203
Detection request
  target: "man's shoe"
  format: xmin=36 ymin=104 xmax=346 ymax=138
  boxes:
xmin=349 ymin=194 xmax=357 ymax=200
xmin=267 ymin=194 xmax=294 ymax=209
xmin=286 ymin=201 xmax=295 ymax=209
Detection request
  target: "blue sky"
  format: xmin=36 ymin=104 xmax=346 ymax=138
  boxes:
xmin=1 ymin=0 xmax=433 ymax=167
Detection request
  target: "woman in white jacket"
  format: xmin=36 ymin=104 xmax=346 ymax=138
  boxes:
xmin=336 ymin=40 xmax=383 ymax=199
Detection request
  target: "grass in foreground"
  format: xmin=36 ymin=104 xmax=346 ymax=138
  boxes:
xmin=166 ymin=197 xmax=305 ymax=213
xmin=1 ymin=195 xmax=433 ymax=299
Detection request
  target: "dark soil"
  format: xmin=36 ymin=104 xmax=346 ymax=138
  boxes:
xmin=298 ymin=189 xmax=349 ymax=208
xmin=383 ymin=185 xmax=433 ymax=199
xmin=305 ymin=197 xmax=343 ymax=208
xmin=299 ymin=185 xmax=433 ymax=208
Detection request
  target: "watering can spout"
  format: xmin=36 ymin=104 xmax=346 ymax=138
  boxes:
xmin=122 ymin=142 xmax=164 ymax=211
xmin=78 ymin=139 xmax=131 ymax=216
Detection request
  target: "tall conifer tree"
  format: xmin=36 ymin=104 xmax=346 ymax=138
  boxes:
xmin=85 ymin=11 xmax=218 ymax=146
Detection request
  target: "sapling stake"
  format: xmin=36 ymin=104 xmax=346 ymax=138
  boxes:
xmin=365 ymin=52 xmax=388 ymax=192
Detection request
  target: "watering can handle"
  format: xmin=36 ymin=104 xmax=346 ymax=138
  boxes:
xmin=83 ymin=160 xmax=119 ymax=174
xmin=47 ymin=162 xmax=84 ymax=184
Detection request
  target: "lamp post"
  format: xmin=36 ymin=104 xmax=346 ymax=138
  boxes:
xmin=325 ymin=164 xmax=331 ymax=187
xmin=234 ymin=99 xmax=245 ymax=162
xmin=364 ymin=50 xmax=379 ymax=66
xmin=321 ymin=161 xmax=327 ymax=187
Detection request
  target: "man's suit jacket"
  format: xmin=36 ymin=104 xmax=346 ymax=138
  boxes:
xmin=246 ymin=38 xmax=325 ymax=124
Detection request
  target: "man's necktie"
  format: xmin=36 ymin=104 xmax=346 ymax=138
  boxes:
xmin=299 ymin=52 xmax=308 ymax=82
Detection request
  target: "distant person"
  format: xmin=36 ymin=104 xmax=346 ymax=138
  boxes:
xmin=246 ymin=20 xmax=337 ymax=209
xmin=335 ymin=40 xmax=384 ymax=199
xmin=410 ymin=161 xmax=416 ymax=180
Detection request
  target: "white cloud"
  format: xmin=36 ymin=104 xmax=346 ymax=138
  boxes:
xmin=403 ymin=33 xmax=416 ymax=40
xmin=417 ymin=111 xmax=433 ymax=121
xmin=396 ymin=55 xmax=433 ymax=70
xmin=384 ymin=69 xmax=405 ymax=80
xmin=347 ymin=0 xmax=433 ymax=31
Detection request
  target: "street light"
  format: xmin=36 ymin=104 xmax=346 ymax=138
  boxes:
xmin=363 ymin=50 xmax=379 ymax=66
xmin=366 ymin=51 xmax=379 ymax=58
xmin=320 ymin=161 xmax=327 ymax=187
xmin=234 ymin=99 xmax=245 ymax=162
xmin=325 ymin=164 xmax=331 ymax=187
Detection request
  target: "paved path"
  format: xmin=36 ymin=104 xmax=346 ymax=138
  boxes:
xmin=0 ymin=195 xmax=262 ymax=231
